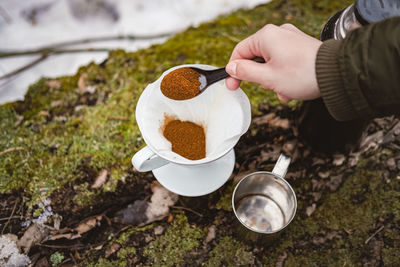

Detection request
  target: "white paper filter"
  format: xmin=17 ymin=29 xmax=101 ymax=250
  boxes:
xmin=136 ymin=64 xmax=251 ymax=165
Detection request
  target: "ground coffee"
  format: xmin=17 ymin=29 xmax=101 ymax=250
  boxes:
xmin=161 ymin=67 xmax=201 ymax=100
xmin=163 ymin=118 xmax=206 ymax=160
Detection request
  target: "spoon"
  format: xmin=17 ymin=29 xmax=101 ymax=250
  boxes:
xmin=190 ymin=57 xmax=265 ymax=97
xmin=189 ymin=66 xmax=229 ymax=92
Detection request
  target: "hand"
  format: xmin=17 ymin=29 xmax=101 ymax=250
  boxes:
xmin=225 ymin=23 xmax=322 ymax=101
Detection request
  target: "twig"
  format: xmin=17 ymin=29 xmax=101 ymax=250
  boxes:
xmin=0 ymin=49 xmax=109 ymax=80
xmin=37 ymin=33 xmax=173 ymax=50
xmin=0 ymin=48 xmax=111 ymax=59
xmin=0 ymin=147 xmax=26 ymax=156
xmin=220 ymin=32 xmax=241 ymax=43
xmin=0 ymin=216 xmax=21 ymax=222
xmin=0 ymin=32 xmax=174 ymax=81
xmin=108 ymin=116 xmax=129 ymax=121
xmin=0 ymin=33 xmax=174 ymax=58
xmin=365 ymin=225 xmax=384 ymax=244
xmin=0 ymin=55 xmax=48 ymax=80
xmin=1 ymin=198 xmax=18 ymax=234
xmin=60 ymin=258 xmax=71 ymax=265
xmin=69 ymin=252 xmax=78 ymax=265
xmin=171 ymin=205 xmax=203 ymax=217
xmin=36 ymin=243 xmax=87 ymax=250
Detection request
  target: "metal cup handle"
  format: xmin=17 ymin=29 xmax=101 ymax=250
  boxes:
xmin=272 ymin=154 xmax=291 ymax=178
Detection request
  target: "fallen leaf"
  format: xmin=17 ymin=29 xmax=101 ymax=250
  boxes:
xmin=91 ymin=169 xmax=108 ymax=189
xmin=204 ymin=225 xmax=216 ymax=243
xmin=49 ymin=233 xmax=74 ymax=241
xmin=154 ymin=225 xmax=164 ymax=235
xmin=114 ymin=184 xmax=178 ymax=226
xmin=45 ymin=80 xmax=61 ymax=89
xmin=50 ymin=100 xmax=64 ymax=108
xmin=167 ymin=213 xmax=174 ymax=223
xmin=94 ymin=244 xmax=103 ymax=250
xmin=332 ymin=154 xmax=346 ymax=166
xmin=146 ymin=185 xmax=178 ymax=220
xmin=18 ymin=224 xmax=49 ymax=253
xmin=78 ymin=73 xmax=88 ymax=93
xmin=14 ymin=115 xmax=23 ymax=127
xmin=318 ymin=171 xmax=330 ymax=179
xmin=269 ymin=116 xmax=290 ymax=129
xmin=144 ymin=234 xmax=153 ymax=243
xmin=275 ymin=251 xmax=287 ymax=267
xmin=306 ymin=203 xmax=316 ymax=217
xmin=386 ymin=158 xmax=396 ymax=171
xmin=75 ymin=216 xmax=102 ymax=235
xmin=253 ymin=113 xmax=275 ymax=126
xmin=38 ymin=110 xmax=50 ymax=117
xmin=105 ymin=243 xmax=120 ymax=258
xmin=359 ymin=131 xmax=383 ymax=153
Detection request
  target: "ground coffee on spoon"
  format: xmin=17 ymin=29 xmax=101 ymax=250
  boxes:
xmin=161 ymin=67 xmax=201 ymax=100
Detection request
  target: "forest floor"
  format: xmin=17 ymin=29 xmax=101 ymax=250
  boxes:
xmin=1 ymin=0 xmax=399 ymax=266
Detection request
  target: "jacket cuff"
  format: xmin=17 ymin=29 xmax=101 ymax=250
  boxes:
xmin=316 ymin=39 xmax=359 ymax=121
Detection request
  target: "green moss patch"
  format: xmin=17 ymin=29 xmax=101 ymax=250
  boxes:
xmin=143 ymin=213 xmax=205 ymax=266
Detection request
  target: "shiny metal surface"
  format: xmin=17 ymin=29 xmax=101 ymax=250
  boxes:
xmin=334 ymin=4 xmax=362 ymax=40
xmin=236 ymin=195 xmax=284 ymax=232
xmin=232 ymin=154 xmax=296 ymax=236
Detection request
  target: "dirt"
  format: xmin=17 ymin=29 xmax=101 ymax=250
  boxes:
xmin=2 ymin=102 xmax=400 ymax=266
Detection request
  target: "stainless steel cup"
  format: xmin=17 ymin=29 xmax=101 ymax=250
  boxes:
xmin=232 ymin=154 xmax=296 ymax=244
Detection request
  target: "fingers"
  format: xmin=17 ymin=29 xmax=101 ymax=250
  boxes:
xmin=280 ymin=23 xmax=302 ymax=34
xmin=229 ymin=32 xmax=263 ymax=62
xmin=226 ymin=59 xmax=271 ymax=86
xmin=225 ymin=77 xmax=241 ymax=90
xmin=280 ymin=23 xmax=316 ymax=39
xmin=277 ymin=93 xmax=291 ymax=102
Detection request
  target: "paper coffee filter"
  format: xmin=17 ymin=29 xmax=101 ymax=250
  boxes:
xmin=136 ymin=64 xmax=251 ymax=165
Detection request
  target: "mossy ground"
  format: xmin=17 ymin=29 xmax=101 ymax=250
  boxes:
xmin=2 ymin=0 xmax=400 ymax=265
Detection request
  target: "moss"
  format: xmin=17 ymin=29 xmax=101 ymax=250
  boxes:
xmin=144 ymin=213 xmax=205 ymax=266
xmin=50 ymin=252 xmax=64 ymax=267
xmin=115 ymin=224 xmax=154 ymax=245
xmin=72 ymin=182 xmax=97 ymax=206
xmin=204 ymin=236 xmax=254 ymax=266
xmin=86 ymin=258 xmax=120 ymax=267
xmin=85 ymin=225 xmax=153 ymax=267
xmin=382 ymin=248 xmax=400 ymax=267
xmin=215 ymin=183 xmax=235 ymax=211
xmin=87 ymin=246 xmax=137 ymax=267
xmin=283 ymin=249 xmax=358 ymax=267
xmin=260 ymin=156 xmax=400 ymax=266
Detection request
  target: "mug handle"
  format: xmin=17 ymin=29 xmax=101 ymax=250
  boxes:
xmin=132 ymin=146 xmax=169 ymax=172
xmin=272 ymin=154 xmax=291 ymax=178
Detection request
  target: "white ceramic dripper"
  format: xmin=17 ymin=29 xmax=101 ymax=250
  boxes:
xmin=132 ymin=64 xmax=251 ymax=196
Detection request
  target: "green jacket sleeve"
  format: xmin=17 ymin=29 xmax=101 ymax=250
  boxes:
xmin=316 ymin=17 xmax=400 ymax=121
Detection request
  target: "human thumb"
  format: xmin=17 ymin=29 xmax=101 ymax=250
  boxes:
xmin=226 ymin=59 xmax=268 ymax=84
